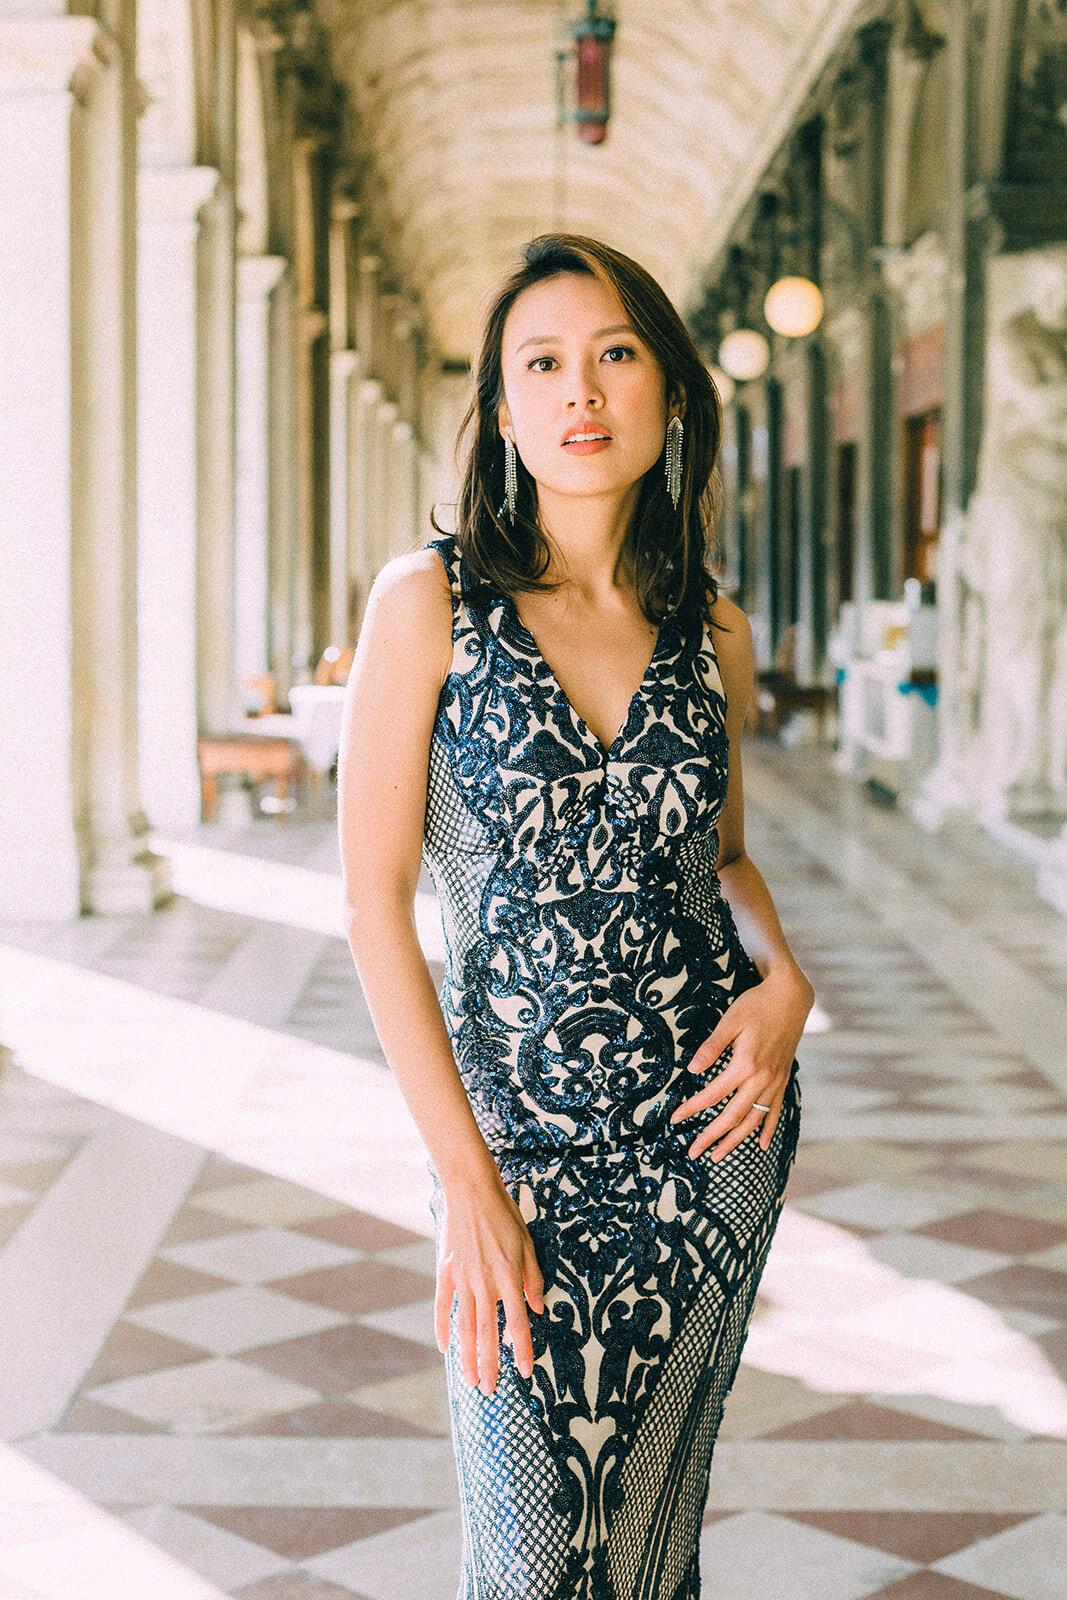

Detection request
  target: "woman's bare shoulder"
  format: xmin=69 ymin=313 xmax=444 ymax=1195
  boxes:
xmin=360 ymin=547 xmax=454 ymax=682
xmin=709 ymin=592 xmax=754 ymax=660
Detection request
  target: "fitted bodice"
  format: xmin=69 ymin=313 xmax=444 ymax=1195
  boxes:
xmin=422 ymin=535 xmax=757 ymax=1164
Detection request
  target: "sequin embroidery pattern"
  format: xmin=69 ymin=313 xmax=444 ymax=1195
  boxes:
xmin=422 ymin=535 xmax=800 ymax=1600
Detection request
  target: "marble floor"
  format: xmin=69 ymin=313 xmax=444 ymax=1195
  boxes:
xmin=0 ymin=745 xmax=1065 ymax=1600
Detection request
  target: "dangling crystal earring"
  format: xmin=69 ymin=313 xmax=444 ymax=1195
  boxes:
xmin=665 ymin=415 xmax=684 ymax=509
xmin=504 ymin=436 xmax=518 ymax=523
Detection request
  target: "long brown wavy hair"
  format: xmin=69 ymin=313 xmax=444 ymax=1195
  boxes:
xmin=438 ymin=234 xmax=723 ymax=627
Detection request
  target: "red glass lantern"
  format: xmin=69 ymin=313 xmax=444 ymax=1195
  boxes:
xmin=571 ymin=0 xmax=616 ymax=145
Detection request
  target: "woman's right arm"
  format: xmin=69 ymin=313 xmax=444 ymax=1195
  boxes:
xmin=337 ymin=550 xmax=543 ymax=1397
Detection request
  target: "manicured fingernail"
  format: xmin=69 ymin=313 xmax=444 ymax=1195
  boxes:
xmin=520 ymin=1360 xmax=532 ymax=1378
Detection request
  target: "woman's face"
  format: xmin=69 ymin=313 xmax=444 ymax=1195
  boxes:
xmin=497 ymin=272 xmax=673 ymax=506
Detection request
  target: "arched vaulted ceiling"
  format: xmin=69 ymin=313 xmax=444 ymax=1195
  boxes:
xmin=316 ymin=0 xmax=864 ymax=361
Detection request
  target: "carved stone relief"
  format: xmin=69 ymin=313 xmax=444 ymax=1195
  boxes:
xmin=962 ymin=246 xmax=1067 ymax=818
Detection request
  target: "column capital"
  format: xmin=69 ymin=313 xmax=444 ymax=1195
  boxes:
xmin=0 ymin=16 xmax=106 ymax=99
xmin=237 ymin=253 xmax=287 ymax=303
xmin=138 ymin=165 xmax=220 ymax=225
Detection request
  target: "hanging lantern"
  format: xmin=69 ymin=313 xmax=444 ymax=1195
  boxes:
xmin=571 ymin=0 xmax=616 ymax=145
xmin=707 ymin=364 xmax=736 ymax=405
xmin=764 ymin=275 xmax=824 ymax=338
xmin=718 ymin=329 xmax=770 ymax=382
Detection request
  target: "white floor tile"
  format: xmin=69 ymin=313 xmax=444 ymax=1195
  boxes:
xmin=86 ymin=1357 xmax=321 ymax=1434
xmin=356 ymin=1299 xmax=438 ymax=1349
xmin=936 ymin=1511 xmax=1067 ymax=1600
xmin=801 ymin=1181 xmax=972 ymax=1232
xmin=126 ymin=1285 xmax=350 ymax=1356
xmin=160 ymin=1227 xmax=359 ymax=1285
xmin=862 ymin=1232 xmax=1009 ymax=1285
xmin=192 ymin=1177 xmax=348 ymax=1229
xmin=123 ymin=1504 xmax=289 ymax=1589
xmin=698 ymin=1510 xmax=914 ymax=1600
xmin=306 ymin=1509 xmax=462 ymax=1599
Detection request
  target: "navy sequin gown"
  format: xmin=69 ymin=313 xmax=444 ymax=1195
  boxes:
xmin=422 ymin=535 xmax=800 ymax=1600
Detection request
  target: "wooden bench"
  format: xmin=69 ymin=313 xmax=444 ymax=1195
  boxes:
xmin=197 ymin=732 xmax=306 ymax=822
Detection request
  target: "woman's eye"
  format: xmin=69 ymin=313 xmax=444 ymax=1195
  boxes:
xmin=602 ymin=345 xmax=635 ymax=363
xmin=528 ymin=355 xmax=558 ymax=372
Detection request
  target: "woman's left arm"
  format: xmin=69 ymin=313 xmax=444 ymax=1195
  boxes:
xmin=670 ymin=594 xmax=814 ymax=1161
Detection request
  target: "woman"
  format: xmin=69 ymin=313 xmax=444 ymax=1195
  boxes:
xmin=339 ymin=234 xmax=812 ymax=1600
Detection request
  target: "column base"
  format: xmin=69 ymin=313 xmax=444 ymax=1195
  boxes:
xmin=82 ymin=844 xmax=172 ymax=915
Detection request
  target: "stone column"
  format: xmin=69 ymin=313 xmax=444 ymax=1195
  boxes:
xmin=351 ymin=377 xmax=384 ymax=617
xmin=374 ymin=399 xmax=400 ymax=573
xmin=267 ymin=267 xmax=298 ymax=699
xmin=196 ymin=180 xmax=238 ymax=734
xmin=391 ymin=418 xmax=419 ymax=559
xmin=137 ymin=166 xmax=219 ymax=834
xmin=329 ymin=348 xmax=361 ymax=645
xmin=234 ymin=254 xmax=287 ymax=689
xmin=0 ymin=17 xmax=101 ymax=917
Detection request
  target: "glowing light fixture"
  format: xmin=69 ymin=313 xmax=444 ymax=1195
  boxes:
xmin=718 ymin=329 xmax=770 ymax=382
xmin=570 ymin=0 xmax=616 ymax=144
xmin=764 ymin=275 xmax=824 ymax=338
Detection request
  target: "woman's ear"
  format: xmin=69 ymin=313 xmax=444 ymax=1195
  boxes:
xmin=669 ymin=386 xmax=687 ymax=422
xmin=498 ymin=399 xmax=514 ymax=443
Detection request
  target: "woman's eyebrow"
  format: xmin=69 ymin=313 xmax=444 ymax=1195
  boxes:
xmin=514 ymin=323 xmax=635 ymax=354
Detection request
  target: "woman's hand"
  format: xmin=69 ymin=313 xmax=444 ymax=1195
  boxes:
xmin=434 ymin=1177 xmax=545 ymax=1397
xmin=670 ymin=964 xmax=813 ymax=1161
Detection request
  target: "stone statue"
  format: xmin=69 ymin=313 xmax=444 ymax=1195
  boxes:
xmin=964 ymin=250 xmax=1067 ymax=819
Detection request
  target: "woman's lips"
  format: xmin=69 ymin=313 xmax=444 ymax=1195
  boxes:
xmin=562 ymin=434 xmax=612 ymax=454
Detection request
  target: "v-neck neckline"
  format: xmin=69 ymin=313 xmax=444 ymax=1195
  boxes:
xmin=501 ymin=593 xmax=673 ymax=762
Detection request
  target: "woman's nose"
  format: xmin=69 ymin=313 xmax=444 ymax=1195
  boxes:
xmin=565 ymin=371 xmax=604 ymax=409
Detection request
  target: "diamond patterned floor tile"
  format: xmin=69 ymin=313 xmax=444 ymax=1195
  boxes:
xmin=916 ymin=1211 xmax=1067 ymax=1258
xmin=126 ymin=1284 xmax=351 ymax=1356
xmin=801 ymin=1183 xmax=972 ymax=1233
xmin=248 ymin=1322 xmax=439 ymax=1397
xmin=935 ymin=1513 xmax=1067 ymax=1600
xmin=271 ymin=1261 xmax=434 ymax=1318
xmin=233 ymin=1576 xmax=371 ymax=1600
xmin=697 ymin=1510 xmax=917 ymax=1600
xmin=86 ymin=1356 xmax=322 ymax=1433
xmin=305 ymin=1510 xmax=462 ymax=1600
xmin=194 ymin=1178 xmax=349 ymax=1229
xmin=960 ymin=1265 xmax=1067 ymax=1322
xmin=161 ymin=1227 xmax=360 ymax=1285
xmin=784 ymin=1514 xmax=1033 ymax=1565
xmin=122 ymin=1503 xmax=290 ymax=1589
xmin=865 ymin=1570 xmax=1024 ymax=1599
xmin=293 ymin=1210 xmax=422 ymax=1253
xmin=81 ymin=1320 xmax=208 ymax=1386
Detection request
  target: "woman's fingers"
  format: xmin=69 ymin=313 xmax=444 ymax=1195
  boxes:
xmin=477 ymin=1300 xmax=500 ymax=1395
xmin=456 ymin=1290 xmax=478 ymax=1388
xmin=522 ymin=1237 xmax=545 ymax=1315
xmin=691 ymin=1103 xmax=765 ymax=1162
xmin=433 ymin=1273 xmax=455 ymax=1355
xmin=688 ymin=1023 xmax=736 ymax=1074
xmin=758 ymin=1092 xmax=785 ymax=1151
xmin=502 ymin=1287 xmax=534 ymax=1380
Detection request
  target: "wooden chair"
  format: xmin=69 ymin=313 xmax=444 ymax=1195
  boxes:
xmin=197 ymin=732 xmax=306 ymax=822
xmin=748 ymin=626 xmax=837 ymax=740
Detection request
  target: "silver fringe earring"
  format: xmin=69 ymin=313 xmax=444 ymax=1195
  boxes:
xmin=504 ymin=436 xmax=518 ymax=523
xmin=665 ymin=415 xmax=684 ymax=509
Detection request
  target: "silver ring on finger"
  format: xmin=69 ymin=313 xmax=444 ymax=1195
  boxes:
xmin=752 ymin=1101 xmax=772 ymax=1114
